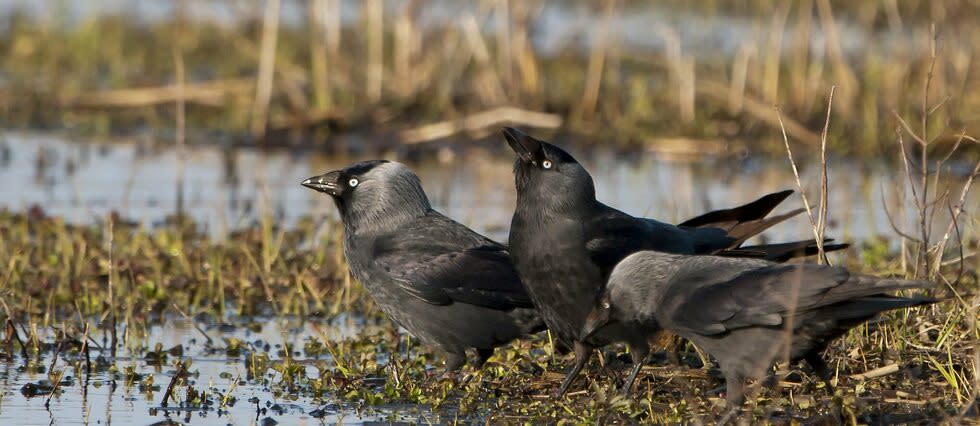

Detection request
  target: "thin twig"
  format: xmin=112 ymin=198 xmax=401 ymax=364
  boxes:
xmin=850 ymin=363 xmax=900 ymax=380
xmin=816 ymin=86 xmax=835 ymax=264
xmin=44 ymin=370 xmax=65 ymax=409
xmin=879 ymin=181 xmax=922 ymax=243
xmin=774 ymin=106 xmax=821 ymax=249
xmin=160 ymin=361 xmax=186 ymax=407
xmin=107 ymin=215 xmax=117 ymax=358
xmin=933 ymin=158 xmax=980 ymax=276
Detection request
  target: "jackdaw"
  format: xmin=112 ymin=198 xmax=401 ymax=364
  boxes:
xmin=502 ymin=127 xmax=847 ymax=396
xmin=582 ymin=251 xmax=935 ymax=421
xmin=302 ymin=160 xmax=545 ymax=371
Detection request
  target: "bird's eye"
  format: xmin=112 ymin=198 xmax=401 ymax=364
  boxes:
xmin=542 ymin=160 xmax=553 ymax=169
xmin=348 ymin=178 xmax=359 ymax=187
xmin=602 ymin=302 xmax=611 ymax=309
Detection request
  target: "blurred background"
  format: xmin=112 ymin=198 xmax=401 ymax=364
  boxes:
xmin=0 ymin=0 xmax=977 ymax=241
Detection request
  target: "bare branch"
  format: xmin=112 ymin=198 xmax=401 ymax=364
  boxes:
xmin=775 ymin=106 xmax=821 ymax=248
xmin=878 ymin=180 xmax=923 ymax=243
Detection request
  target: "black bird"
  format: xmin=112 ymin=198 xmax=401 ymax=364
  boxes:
xmin=302 ymin=160 xmax=545 ymax=371
xmin=502 ymin=127 xmax=848 ymax=396
xmin=582 ymin=251 xmax=935 ymax=421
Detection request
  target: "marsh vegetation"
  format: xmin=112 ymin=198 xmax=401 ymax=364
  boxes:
xmin=0 ymin=0 xmax=978 ymax=424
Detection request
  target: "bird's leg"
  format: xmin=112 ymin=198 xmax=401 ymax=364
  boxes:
xmin=620 ymin=342 xmax=650 ymax=396
xmin=649 ymin=330 xmax=680 ymax=366
xmin=554 ymin=341 xmax=592 ymax=398
xmin=474 ymin=348 xmax=495 ymax=369
xmin=804 ymin=352 xmax=835 ymax=394
xmin=805 ymin=352 xmax=846 ymax=424
xmin=440 ymin=350 xmax=466 ymax=379
xmin=717 ymin=371 xmax=745 ymax=425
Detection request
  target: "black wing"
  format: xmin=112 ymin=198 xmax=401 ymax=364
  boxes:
xmin=665 ymin=264 xmax=852 ymax=335
xmin=585 ymin=203 xmax=734 ymax=277
xmin=372 ymin=214 xmax=533 ymax=311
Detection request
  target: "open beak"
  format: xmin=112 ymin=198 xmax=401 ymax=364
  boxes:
xmin=580 ymin=308 xmax=611 ymax=341
xmin=502 ymin=127 xmax=540 ymax=163
xmin=301 ymin=170 xmax=342 ymax=196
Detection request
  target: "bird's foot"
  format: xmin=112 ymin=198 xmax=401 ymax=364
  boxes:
xmin=716 ymin=407 xmax=740 ymax=426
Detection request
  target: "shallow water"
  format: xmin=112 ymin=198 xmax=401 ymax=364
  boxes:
xmin=0 ymin=317 xmax=444 ymax=425
xmin=1 ymin=133 xmax=977 ymax=425
xmin=1 ymin=132 xmax=976 ymax=245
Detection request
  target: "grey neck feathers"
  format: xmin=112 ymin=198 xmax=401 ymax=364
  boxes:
xmin=341 ymin=162 xmax=431 ymax=235
xmin=608 ymin=251 xmax=681 ymax=321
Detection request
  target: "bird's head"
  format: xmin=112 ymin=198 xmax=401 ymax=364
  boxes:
xmin=302 ymin=160 xmax=431 ymax=231
xmin=580 ymin=292 xmax=615 ymax=341
xmin=502 ymin=127 xmax=596 ymax=209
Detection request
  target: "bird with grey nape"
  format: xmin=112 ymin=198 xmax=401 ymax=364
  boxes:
xmin=302 ymin=160 xmax=545 ymax=371
xmin=502 ymin=127 xmax=848 ymax=397
xmin=581 ymin=251 xmax=936 ymax=422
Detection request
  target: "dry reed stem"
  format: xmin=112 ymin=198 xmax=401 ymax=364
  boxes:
xmin=309 ymin=0 xmax=331 ymax=110
xmin=774 ymin=97 xmax=828 ymax=253
xmin=250 ymin=0 xmax=282 ymax=140
xmin=495 ymin=0 xmax=513 ymax=89
xmin=578 ymin=0 xmax=615 ymax=121
xmin=729 ymin=42 xmax=756 ymax=113
xmin=700 ymin=79 xmax=821 ymax=146
xmin=365 ymin=0 xmax=383 ymax=103
xmin=174 ymin=48 xmax=186 ymax=217
xmin=461 ymin=13 xmax=506 ymax=103
xmin=850 ymin=363 xmax=900 ymax=380
xmin=815 ymin=0 xmax=857 ymax=114
xmin=399 ymin=106 xmax=561 ymax=144
xmin=62 ymin=79 xmax=253 ymax=108
xmin=816 ymin=86 xmax=835 ymax=264
xmin=762 ymin=3 xmax=790 ymax=104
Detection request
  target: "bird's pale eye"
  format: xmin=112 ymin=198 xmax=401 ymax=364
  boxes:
xmin=602 ymin=301 xmax=610 ymax=309
xmin=348 ymin=178 xmax=359 ymax=187
xmin=542 ymin=160 xmax=553 ymax=169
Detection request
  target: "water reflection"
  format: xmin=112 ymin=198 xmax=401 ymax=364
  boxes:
xmin=0 ymin=317 xmax=432 ymax=425
xmin=1 ymin=133 xmax=976 ymax=245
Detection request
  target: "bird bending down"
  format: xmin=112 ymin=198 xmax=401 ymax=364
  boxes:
xmin=302 ymin=160 xmax=545 ymax=372
xmin=502 ymin=127 xmax=848 ymax=397
xmin=582 ymin=251 xmax=936 ymax=421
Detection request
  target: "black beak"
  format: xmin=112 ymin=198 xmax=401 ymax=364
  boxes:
xmin=301 ymin=170 xmax=342 ymax=196
xmin=502 ymin=127 xmax=540 ymax=163
xmin=580 ymin=308 xmax=611 ymax=341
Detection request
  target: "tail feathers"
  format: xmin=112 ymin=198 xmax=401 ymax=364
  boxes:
xmin=726 ymin=238 xmax=850 ymax=262
xmin=817 ymin=295 xmax=937 ymax=322
xmin=849 ymin=274 xmax=937 ymax=293
xmin=817 ymin=274 xmax=937 ymax=308
xmin=679 ymin=190 xmax=794 ymax=229
xmin=725 ymin=208 xmax=805 ymax=246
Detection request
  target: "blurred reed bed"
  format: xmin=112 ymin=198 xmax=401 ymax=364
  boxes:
xmin=0 ymin=0 xmax=977 ymax=156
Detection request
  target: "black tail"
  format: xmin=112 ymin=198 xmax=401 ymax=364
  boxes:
xmin=720 ymin=238 xmax=849 ymax=262
xmin=679 ymin=190 xmax=803 ymax=245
